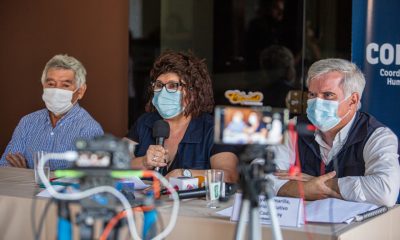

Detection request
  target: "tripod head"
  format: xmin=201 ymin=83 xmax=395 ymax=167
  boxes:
xmin=239 ymin=145 xmax=276 ymax=175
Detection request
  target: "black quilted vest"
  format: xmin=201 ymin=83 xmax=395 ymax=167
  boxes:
xmin=297 ymin=112 xmax=386 ymax=177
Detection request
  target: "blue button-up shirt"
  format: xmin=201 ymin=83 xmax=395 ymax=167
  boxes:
xmin=127 ymin=112 xmax=237 ymax=174
xmin=0 ymin=104 xmax=104 ymax=170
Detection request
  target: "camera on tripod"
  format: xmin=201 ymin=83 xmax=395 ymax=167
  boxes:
xmin=49 ymin=135 xmax=178 ymax=240
xmin=214 ymin=105 xmax=288 ymax=240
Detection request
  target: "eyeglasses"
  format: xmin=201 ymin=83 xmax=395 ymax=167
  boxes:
xmin=152 ymin=81 xmax=182 ymax=93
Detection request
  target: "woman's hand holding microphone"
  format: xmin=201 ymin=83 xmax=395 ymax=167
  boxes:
xmin=143 ymin=145 xmax=169 ymax=169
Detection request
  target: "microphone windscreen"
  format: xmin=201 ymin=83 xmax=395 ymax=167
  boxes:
xmin=152 ymin=120 xmax=170 ymax=139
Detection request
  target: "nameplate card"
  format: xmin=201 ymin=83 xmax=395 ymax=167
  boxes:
xmin=230 ymin=193 xmax=304 ymax=227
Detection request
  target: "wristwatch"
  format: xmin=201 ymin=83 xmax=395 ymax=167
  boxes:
xmin=182 ymin=169 xmax=192 ymax=177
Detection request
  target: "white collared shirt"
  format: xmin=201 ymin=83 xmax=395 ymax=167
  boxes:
xmin=316 ymin=113 xmax=356 ymax=165
xmin=269 ymin=113 xmax=400 ymax=206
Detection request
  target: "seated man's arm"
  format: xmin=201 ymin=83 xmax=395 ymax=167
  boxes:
xmin=277 ymin=171 xmax=341 ymax=200
xmin=0 ymin=118 xmax=28 ymax=168
xmin=271 ymin=134 xmax=341 ymax=200
xmin=338 ymin=127 xmax=400 ymax=207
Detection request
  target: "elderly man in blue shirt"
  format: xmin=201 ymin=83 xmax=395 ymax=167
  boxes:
xmin=0 ymin=54 xmax=103 ymax=170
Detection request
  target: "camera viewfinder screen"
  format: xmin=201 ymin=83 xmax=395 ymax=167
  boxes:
xmin=215 ymin=106 xmax=288 ymax=145
xmin=76 ymin=151 xmax=112 ymax=168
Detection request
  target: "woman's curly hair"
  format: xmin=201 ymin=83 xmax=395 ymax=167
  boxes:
xmin=145 ymin=50 xmax=214 ymax=118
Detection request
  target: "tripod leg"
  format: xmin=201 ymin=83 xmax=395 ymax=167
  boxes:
xmin=266 ymin=198 xmax=283 ymax=240
xmin=235 ymin=199 xmax=250 ymax=240
xmin=250 ymin=207 xmax=261 ymax=240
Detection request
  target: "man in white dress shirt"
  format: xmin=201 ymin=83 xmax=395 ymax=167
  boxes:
xmin=272 ymin=58 xmax=399 ymax=207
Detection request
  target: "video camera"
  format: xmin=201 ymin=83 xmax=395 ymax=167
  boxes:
xmin=47 ymin=135 xmax=179 ymax=240
xmin=68 ymin=135 xmax=136 ymax=211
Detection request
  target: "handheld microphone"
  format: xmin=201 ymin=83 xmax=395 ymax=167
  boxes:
xmin=174 ymin=184 xmax=237 ymax=200
xmin=152 ymin=120 xmax=170 ymax=172
xmin=161 ymin=183 xmax=238 ymax=202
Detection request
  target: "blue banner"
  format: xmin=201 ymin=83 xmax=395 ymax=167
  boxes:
xmin=352 ymin=0 xmax=400 ymax=138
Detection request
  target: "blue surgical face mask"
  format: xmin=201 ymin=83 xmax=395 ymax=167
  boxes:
xmin=152 ymin=88 xmax=184 ymax=119
xmin=306 ymin=97 xmax=349 ymax=132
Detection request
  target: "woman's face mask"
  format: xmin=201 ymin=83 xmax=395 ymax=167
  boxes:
xmin=306 ymin=97 xmax=350 ymax=132
xmin=152 ymin=88 xmax=184 ymax=119
xmin=42 ymin=88 xmax=78 ymax=116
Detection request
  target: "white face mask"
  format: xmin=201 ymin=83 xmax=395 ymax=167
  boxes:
xmin=233 ymin=114 xmax=243 ymax=123
xmin=42 ymin=88 xmax=78 ymax=115
xmin=306 ymin=96 xmax=350 ymax=132
xmin=248 ymin=114 xmax=258 ymax=125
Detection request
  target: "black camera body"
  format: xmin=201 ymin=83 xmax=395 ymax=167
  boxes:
xmin=74 ymin=134 xmax=133 ymax=170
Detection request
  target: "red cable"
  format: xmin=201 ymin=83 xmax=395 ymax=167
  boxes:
xmin=100 ymin=205 xmax=156 ymax=240
xmin=99 ymin=170 xmax=161 ymax=240
xmin=287 ymin=122 xmax=314 ymax=240
xmin=100 ymin=210 xmax=127 ymax=240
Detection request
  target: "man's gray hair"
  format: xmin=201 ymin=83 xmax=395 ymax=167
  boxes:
xmin=306 ymin=58 xmax=366 ymax=101
xmin=41 ymin=54 xmax=87 ymax=87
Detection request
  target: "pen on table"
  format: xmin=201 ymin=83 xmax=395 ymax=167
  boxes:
xmin=354 ymin=206 xmax=389 ymax=222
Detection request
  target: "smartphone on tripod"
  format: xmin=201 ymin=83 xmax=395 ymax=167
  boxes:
xmin=214 ymin=105 xmax=289 ymax=145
